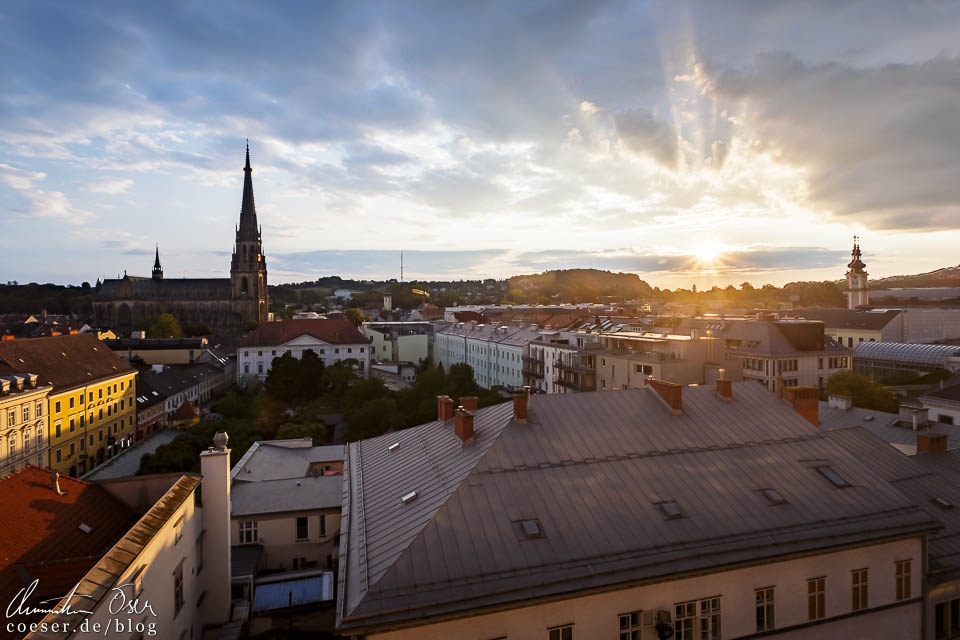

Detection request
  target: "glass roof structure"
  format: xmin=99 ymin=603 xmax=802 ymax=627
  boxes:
xmin=854 ymin=341 xmax=960 ymax=366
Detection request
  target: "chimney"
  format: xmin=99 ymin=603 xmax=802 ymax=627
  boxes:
xmin=917 ymin=432 xmax=948 ymax=455
xmin=50 ymin=471 xmax=65 ymax=496
xmin=513 ymin=392 xmax=529 ymax=423
xmin=459 ymin=396 xmax=478 ymax=412
xmin=1 ymin=335 xmax=13 ymax=341
xmin=649 ymin=379 xmax=683 ymax=414
xmin=437 ymin=395 xmax=455 ymax=422
xmin=715 ymin=370 xmax=732 ymax=399
xmin=200 ymin=432 xmax=232 ymax=626
xmin=454 ymin=407 xmax=474 ymax=444
xmin=912 ymin=408 xmax=930 ymax=431
xmin=783 ymin=386 xmax=819 ymax=426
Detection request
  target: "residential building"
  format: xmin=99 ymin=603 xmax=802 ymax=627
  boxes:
xmin=93 ymin=144 xmax=269 ymax=332
xmin=362 ymin=321 xmax=431 ymax=364
xmin=0 ymin=334 xmax=137 ymax=477
xmin=370 ymin=362 xmax=418 ymax=389
xmin=713 ymin=318 xmax=850 ymax=391
xmin=134 ymin=376 xmax=167 ymax=440
xmin=0 ymin=372 xmax=51 ymax=477
xmin=794 ymin=308 xmax=960 ymax=345
xmin=435 ymin=322 xmax=542 ymax=389
xmin=525 ymin=331 xmax=600 ymax=394
xmin=237 ymin=318 xmax=370 ymax=383
xmin=338 ymin=383 xmax=938 ymax=638
xmin=104 ymin=336 xmax=209 ymax=364
xmin=846 ymin=236 xmax=869 ymax=309
xmin=853 ymin=342 xmax=960 ymax=380
xmin=139 ymin=362 xmax=227 ymax=419
xmin=920 ymin=384 xmax=960 ymax=426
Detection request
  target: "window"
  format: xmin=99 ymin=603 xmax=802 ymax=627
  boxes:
xmin=36 ymin=401 xmax=42 ymax=417
xmin=258 ymin=363 xmax=263 ymax=374
xmin=55 ymin=400 xmax=61 ymax=413
xmin=98 ymin=389 xmax=102 ymax=399
xmin=618 ymin=611 xmax=641 ymax=640
xmin=896 ymin=560 xmax=912 ymax=601
xmin=816 ymin=466 xmax=850 ymax=488
xmin=196 ymin=533 xmax=204 ymax=573
xmin=22 ymin=405 xmax=29 ymax=421
xmin=851 ymin=569 xmax=868 ymax=611
xmin=69 ymin=442 xmax=75 ymax=457
xmin=699 ymin=597 xmax=721 ymax=640
xmin=55 ymin=422 xmax=61 ymax=438
xmin=173 ymin=563 xmax=184 ymax=616
xmin=547 ymin=624 xmax=572 ymax=640
xmin=8 ymin=435 xmax=17 ymax=459
xmin=756 ymin=587 xmax=775 ymax=631
xmin=807 ymin=577 xmax=826 ymax=620
xmin=56 ymin=448 xmax=62 ymax=463
xmin=296 ymin=517 xmax=308 ymax=540
xmin=69 ymin=417 xmax=75 ymax=432
xmin=319 ymin=514 xmax=326 ymax=537
xmin=173 ymin=515 xmax=184 ymax=544
xmin=6 ymin=410 xmax=13 ymax=427
xmin=69 ymin=396 xmax=74 ymax=409
xmin=239 ymin=521 xmax=258 ymax=544
xmin=674 ymin=601 xmax=696 ymax=639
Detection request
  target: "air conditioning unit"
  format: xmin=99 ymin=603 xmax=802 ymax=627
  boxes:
xmin=643 ymin=610 xmax=674 ymax=639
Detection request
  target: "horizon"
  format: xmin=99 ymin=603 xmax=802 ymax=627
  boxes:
xmin=4 ymin=3 xmax=960 ymax=288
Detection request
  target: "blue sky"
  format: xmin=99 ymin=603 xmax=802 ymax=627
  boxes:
xmin=3 ymin=1 xmax=960 ymax=287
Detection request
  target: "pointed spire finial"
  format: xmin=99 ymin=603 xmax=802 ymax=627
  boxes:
xmin=245 ymin=139 xmax=251 ymax=171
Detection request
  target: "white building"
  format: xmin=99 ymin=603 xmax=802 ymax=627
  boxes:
xmin=237 ymin=318 xmax=370 ymax=382
xmin=362 ymin=321 xmax=431 ymax=365
xmin=435 ymin=322 xmax=542 ymax=389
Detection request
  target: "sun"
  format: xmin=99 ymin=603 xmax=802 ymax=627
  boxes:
xmin=693 ymin=243 xmax=723 ymax=265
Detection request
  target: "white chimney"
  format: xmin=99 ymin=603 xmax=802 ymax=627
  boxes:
xmin=827 ymin=394 xmax=853 ymax=411
xmin=50 ymin=471 xmax=65 ymax=496
xmin=200 ymin=432 xmax=231 ymax=626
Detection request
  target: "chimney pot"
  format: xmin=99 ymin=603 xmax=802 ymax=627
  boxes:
xmin=454 ymin=408 xmax=475 ymax=444
xmin=50 ymin=471 xmax=65 ymax=496
xmin=649 ymin=379 xmax=683 ymax=413
xmin=437 ymin=395 xmax=455 ymax=422
xmin=716 ymin=378 xmax=733 ymax=399
xmin=783 ymin=386 xmax=819 ymax=426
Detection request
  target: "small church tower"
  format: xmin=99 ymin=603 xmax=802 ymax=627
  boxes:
xmin=152 ymin=245 xmax=163 ymax=281
xmin=230 ymin=142 xmax=269 ymax=325
xmin=845 ymin=235 xmax=869 ymax=309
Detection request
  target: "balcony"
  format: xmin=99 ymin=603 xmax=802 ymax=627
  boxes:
xmin=554 ymin=377 xmax=594 ymax=392
xmin=522 ymin=367 xmax=544 ymax=379
xmin=522 ymin=355 xmax=544 ymax=365
xmin=556 ymin=360 xmax=596 ymax=375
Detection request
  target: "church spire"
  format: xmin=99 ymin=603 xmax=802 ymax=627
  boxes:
xmin=847 ymin=235 xmax=866 ymax=272
xmin=152 ymin=245 xmax=163 ymax=281
xmin=238 ymin=140 xmax=258 ymax=240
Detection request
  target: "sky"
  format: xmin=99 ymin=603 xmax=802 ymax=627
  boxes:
xmin=3 ymin=1 xmax=960 ymax=289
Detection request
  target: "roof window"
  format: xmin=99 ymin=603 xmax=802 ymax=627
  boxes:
xmin=401 ymin=490 xmax=418 ymax=505
xmin=933 ymin=497 xmax=953 ymax=510
xmin=656 ymin=501 xmax=684 ymax=520
xmin=388 ymin=442 xmax=400 ymax=452
xmin=760 ymin=488 xmax=787 ymax=505
xmin=520 ymin=519 xmax=543 ymax=538
xmin=816 ymin=466 xmax=850 ymax=488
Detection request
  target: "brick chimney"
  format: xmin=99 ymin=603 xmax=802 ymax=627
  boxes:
xmin=715 ymin=369 xmax=732 ymax=399
xmin=649 ymin=379 xmax=683 ymax=414
xmin=0 ymin=335 xmax=13 ymax=341
xmin=459 ymin=396 xmax=479 ymax=412
xmin=437 ymin=395 xmax=455 ymax=422
xmin=783 ymin=386 xmax=819 ymax=426
xmin=513 ymin=391 xmax=529 ymax=423
xmin=917 ymin=432 xmax=948 ymax=455
xmin=455 ymin=407 xmax=474 ymax=444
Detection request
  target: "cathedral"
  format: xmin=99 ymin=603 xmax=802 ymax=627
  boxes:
xmin=93 ymin=144 xmax=269 ymax=332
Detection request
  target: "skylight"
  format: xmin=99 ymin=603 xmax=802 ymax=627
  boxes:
xmin=933 ymin=497 xmax=953 ymax=510
xmin=388 ymin=442 xmax=400 ymax=452
xmin=401 ymin=490 xmax=418 ymax=504
xmin=520 ymin=519 xmax=543 ymax=538
xmin=657 ymin=501 xmax=684 ymax=520
xmin=816 ymin=466 xmax=850 ymax=488
xmin=760 ymin=488 xmax=787 ymax=505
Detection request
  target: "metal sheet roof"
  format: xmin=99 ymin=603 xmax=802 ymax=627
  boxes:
xmin=231 ymin=441 xmax=344 ymax=482
xmin=231 ymin=475 xmax=343 ymax=517
xmin=854 ymin=341 xmax=960 ymax=366
xmin=338 ymin=385 xmax=938 ymax=632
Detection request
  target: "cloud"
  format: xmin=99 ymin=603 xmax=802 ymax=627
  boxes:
xmin=0 ymin=163 xmax=92 ymax=224
xmin=89 ymin=178 xmax=134 ymax=194
xmin=614 ymin=108 xmax=678 ymax=168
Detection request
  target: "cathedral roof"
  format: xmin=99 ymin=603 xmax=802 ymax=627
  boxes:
xmin=238 ymin=141 xmax=259 ymax=241
xmin=96 ymin=277 xmax=231 ymax=301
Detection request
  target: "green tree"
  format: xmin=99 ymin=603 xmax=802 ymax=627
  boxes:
xmin=274 ymin=421 xmax=327 ymax=442
xmin=264 ymin=353 xmax=304 ymax=402
xmin=300 ymin=349 xmax=326 ymax=397
xmin=345 ymin=308 xmax=365 ymax=327
xmin=322 ymin=360 xmax=360 ymax=397
xmin=825 ymin=371 xmax=899 ymax=413
xmin=343 ymin=376 xmax=389 ymax=411
xmin=139 ymin=313 xmax=182 ymax=338
xmin=345 ymin=396 xmax=398 ymax=441
xmin=243 ymin=320 xmax=259 ymax=331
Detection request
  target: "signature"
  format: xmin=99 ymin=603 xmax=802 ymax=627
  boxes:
xmin=6 ymin=579 xmax=156 ymax=619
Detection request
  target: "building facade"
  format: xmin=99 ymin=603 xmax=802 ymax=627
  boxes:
xmin=238 ymin=319 xmax=371 ymax=383
xmin=0 ymin=373 xmax=51 ymax=477
xmin=0 ymin=334 xmax=137 ymax=477
xmin=93 ymin=144 xmax=269 ymax=332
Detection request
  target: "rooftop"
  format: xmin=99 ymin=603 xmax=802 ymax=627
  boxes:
xmin=854 ymin=341 xmax=960 ymax=366
xmin=338 ymin=384 xmax=938 ymax=632
xmin=241 ymin=318 xmax=368 ymax=347
xmin=138 ymin=362 xmax=222 ymax=397
xmin=231 ymin=440 xmax=344 ymax=482
xmin=232 ymin=475 xmax=343 ymax=517
xmin=82 ymin=430 xmax=180 ymax=481
xmin=0 ymin=334 xmax=135 ymax=393
xmin=792 ymin=308 xmax=901 ymax=331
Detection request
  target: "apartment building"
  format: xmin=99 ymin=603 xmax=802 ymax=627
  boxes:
xmin=435 ymin=322 xmax=541 ymax=389
xmin=524 ymin=330 xmax=600 ymax=393
xmin=713 ymin=319 xmax=850 ymax=392
xmin=139 ymin=362 xmax=227 ymax=416
xmin=238 ymin=318 xmax=370 ymax=382
xmin=338 ymin=383 xmax=938 ymax=639
xmin=362 ymin=321 xmax=431 ymax=364
xmin=0 ymin=372 xmax=51 ymax=477
xmin=0 ymin=334 xmax=137 ymax=477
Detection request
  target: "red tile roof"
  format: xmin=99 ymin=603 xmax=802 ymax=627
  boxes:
xmin=452 ymin=311 xmax=491 ymax=323
xmin=0 ymin=334 xmax=135 ymax=393
xmin=241 ymin=318 xmax=368 ymax=347
xmin=0 ymin=466 xmax=136 ymax=623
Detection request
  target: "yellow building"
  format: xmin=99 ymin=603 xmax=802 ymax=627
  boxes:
xmin=0 ymin=334 xmax=136 ymax=476
xmin=0 ymin=370 xmax=52 ymax=477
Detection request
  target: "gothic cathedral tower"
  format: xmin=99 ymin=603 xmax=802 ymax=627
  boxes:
xmin=845 ymin=235 xmax=869 ymax=309
xmin=230 ymin=142 xmax=269 ymax=325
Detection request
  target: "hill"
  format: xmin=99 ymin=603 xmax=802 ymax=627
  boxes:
xmin=871 ymin=265 xmax=960 ymax=289
xmin=506 ymin=269 xmax=654 ymax=304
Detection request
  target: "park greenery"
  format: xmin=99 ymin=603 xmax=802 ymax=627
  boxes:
xmin=138 ymin=353 xmax=503 ymax=474
xmin=825 ymin=370 xmax=900 ymax=413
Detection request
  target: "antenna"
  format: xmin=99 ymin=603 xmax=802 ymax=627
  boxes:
xmin=401 ymin=250 xmax=404 ymax=282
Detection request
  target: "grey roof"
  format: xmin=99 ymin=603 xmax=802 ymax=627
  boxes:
xmin=231 ymin=441 xmax=344 ymax=482
xmin=792 ymin=308 xmax=900 ymax=330
xmin=232 ymin=544 xmax=263 ymax=578
xmin=82 ymin=429 xmax=180 ymax=480
xmin=715 ymin=319 xmax=848 ymax=356
xmin=819 ymin=402 xmax=960 ymax=454
xmin=338 ymin=384 xmax=939 ymax=632
xmin=921 ymin=378 xmax=960 ymax=404
xmin=138 ymin=363 xmax=222 ymax=397
xmin=231 ymin=475 xmax=343 ymax=517
xmin=97 ymin=276 xmax=232 ymax=301
xmin=824 ymin=428 xmax=960 ymax=582
xmin=854 ymin=341 xmax=960 ymax=366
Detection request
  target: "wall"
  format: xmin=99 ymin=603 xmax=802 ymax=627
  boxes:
xmin=920 ymin=397 xmax=960 ymax=426
xmin=368 ymin=538 xmax=923 ymax=640
xmin=0 ymin=384 xmax=50 ymax=477
xmin=232 ymin=510 xmax=341 ymax=572
xmin=396 ymin=334 xmax=428 ymax=365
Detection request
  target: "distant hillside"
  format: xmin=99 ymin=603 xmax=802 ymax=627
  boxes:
xmin=871 ymin=265 xmax=960 ymax=289
xmin=507 ymin=269 xmax=653 ymax=304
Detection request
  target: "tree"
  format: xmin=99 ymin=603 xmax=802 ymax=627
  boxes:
xmin=825 ymin=371 xmax=899 ymax=413
xmin=141 ymin=313 xmax=182 ymax=338
xmin=243 ymin=320 xmax=259 ymax=332
xmin=264 ymin=353 xmax=304 ymax=402
xmin=300 ymin=349 xmax=326 ymax=398
xmin=345 ymin=308 xmax=365 ymax=327
xmin=322 ymin=360 xmax=360 ymax=397
xmin=345 ymin=396 xmax=399 ymax=441
xmin=445 ymin=363 xmax=479 ymax=397
xmin=182 ymin=321 xmax=213 ymax=336
xmin=274 ymin=421 xmax=327 ymax=442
